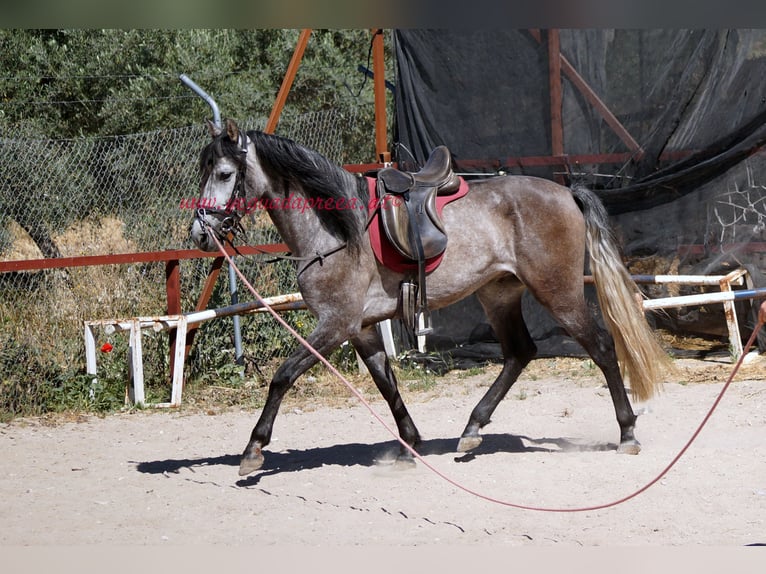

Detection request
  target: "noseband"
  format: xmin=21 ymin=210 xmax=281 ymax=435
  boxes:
xmin=196 ymin=130 xmax=250 ymax=241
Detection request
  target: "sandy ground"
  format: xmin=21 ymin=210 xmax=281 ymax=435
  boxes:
xmin=1 ymin=356 xmax=765 ymax=548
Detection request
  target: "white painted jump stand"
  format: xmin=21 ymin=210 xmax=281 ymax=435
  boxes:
xmin=85 ymin=315 xmax=187 ymax=408
xmin=640 ymin=268 xmax=755 ymax=360
xmin=84 ymin=292 xmax=399 ymax=408
xmin=84 ymin=268 xmax=761 ymax=408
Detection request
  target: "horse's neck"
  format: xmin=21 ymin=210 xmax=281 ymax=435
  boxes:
xmin=246 ymin=151 xmax=361 ymax=257
xmin=263 ymin=185 xmax=345 ymax=257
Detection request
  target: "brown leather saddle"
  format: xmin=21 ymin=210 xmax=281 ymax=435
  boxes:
xmin=375 ymin=146 xmax=460 ymax=336
xmin=377 ymin=145 xmax=461 ymax=261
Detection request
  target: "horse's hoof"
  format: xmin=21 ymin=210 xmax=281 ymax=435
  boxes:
xmin=238 ymin=447 xmax=264 ymax=476
xmin=457 ymin=435 xmax=482 ymax=453
xmin=393 ymin=456 xmax=417 ymax=470
xmin=617 ymin=441 xmax=641 ymax=455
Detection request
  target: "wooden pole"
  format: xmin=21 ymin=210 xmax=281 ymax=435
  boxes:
xmin=372 ymin=29 xmax=390 ymax=163
xmin=265 ymin=29 xmax=312 ymax=134
xmin=529 ymin=29 xmax=642 ymax=154
xmin=547 ymin=29 xmax=564 ymax=183
xmin=165 ymin=259 xmax=182 ymax=383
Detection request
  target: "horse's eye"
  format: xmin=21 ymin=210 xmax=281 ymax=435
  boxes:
xmin=219 ymin=171 xmax=234 ymax=182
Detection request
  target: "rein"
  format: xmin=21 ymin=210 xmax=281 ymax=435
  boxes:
xmin=195 ymin=214 xmax=347 ymax=275
xmin=248 ymin=242 xmax=348 ymax=276
xmin=206 ymin=225 xmax=766 ymax=511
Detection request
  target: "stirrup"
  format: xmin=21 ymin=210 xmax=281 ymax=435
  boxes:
xmin=401 ymin=281 xmax=418 ymax=334
xmin=415 ymin=310 xmax=433 ymax=336
xmin=401 ymin=281 xmax=434 ymax=337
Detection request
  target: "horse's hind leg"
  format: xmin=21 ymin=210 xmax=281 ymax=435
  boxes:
xmin=458 ymin=279 xmax=537 ymax=452
xmin=350 ymin=325 xmax=422 ymax=465
xmin=567 ymin=312 xmax=640 ymax=453
xmin=531 ymin=287 xmax=640 ymax=454
xmin=239 ymin=323 xmax=347 ymax=476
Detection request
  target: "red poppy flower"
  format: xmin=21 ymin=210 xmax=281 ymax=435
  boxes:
xmin=100 ymin=342 xmax=113 ymax=353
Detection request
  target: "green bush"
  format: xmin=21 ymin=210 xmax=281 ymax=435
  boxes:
xmin=0 ymin=335 xmax=125 ymax=420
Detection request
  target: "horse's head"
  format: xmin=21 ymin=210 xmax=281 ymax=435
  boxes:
xmin=189 ymin=118 xmax=250 ymax=251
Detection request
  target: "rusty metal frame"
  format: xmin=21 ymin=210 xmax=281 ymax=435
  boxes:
xmin=529 ymin=28 xmax=642 ymax=159
xmin=265 ymin=29 xmax=312 ymax=135
xmin=5 ymin=29 xmax=695 ymax=396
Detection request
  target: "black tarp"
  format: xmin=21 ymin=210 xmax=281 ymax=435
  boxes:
xmin=392 ymin=29 xmax=766 ymax=359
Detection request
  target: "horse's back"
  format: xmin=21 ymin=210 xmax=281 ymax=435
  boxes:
xmin=466 ymin=174 xmax=580 ymax=214
xmin=443 ymin=174 xmax=585 ymax=252
xmin=412 ymin=174 xmax=587 ymax=306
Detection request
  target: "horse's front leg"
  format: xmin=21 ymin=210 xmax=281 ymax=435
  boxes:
xmin=239 ymin=326 xmax=346 ymax=476
xmin=350 ymin=325 xmax=421 ymax=466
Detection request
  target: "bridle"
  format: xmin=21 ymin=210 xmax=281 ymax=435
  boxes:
xmin=195 ymin=130 xmax=250 ymax=242
xmin=195 ymin=129 xmax=348 ymax=274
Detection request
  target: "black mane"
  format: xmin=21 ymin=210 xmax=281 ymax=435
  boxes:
xmin=247 ymin=130 xmax=369 ymax=251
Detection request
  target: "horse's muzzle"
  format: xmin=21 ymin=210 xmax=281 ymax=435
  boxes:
xmin=189 ymin=216 xmax=218 ymax=252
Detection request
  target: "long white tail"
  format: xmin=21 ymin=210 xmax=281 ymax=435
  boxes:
xmin=572 ymin=185 xmax=672 ymax=402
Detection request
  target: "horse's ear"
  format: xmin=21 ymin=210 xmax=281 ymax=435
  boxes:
xmin=225 ymin=118 xmax=240 ymax=144
xmin=207 ymin=119 xmax=221 ymax=138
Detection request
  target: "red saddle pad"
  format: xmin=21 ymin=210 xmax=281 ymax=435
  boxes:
xmin=365 ymin=176 xmax=469 ymax=274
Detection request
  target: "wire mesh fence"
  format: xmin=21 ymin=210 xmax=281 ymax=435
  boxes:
xmin=0 ymin=105 xmax=370 ymax=417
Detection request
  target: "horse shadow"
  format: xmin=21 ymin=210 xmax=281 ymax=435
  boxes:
xmin=133 ymin=433 xmax=616 ymax=486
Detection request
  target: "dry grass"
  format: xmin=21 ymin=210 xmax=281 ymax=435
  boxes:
xmin=4 ymin=218 xmax=764 ymax=422
xmin=3 ymin=216 xmax=137 ymax=259
xmin=1 ymin=216 xmax=167 ymax=380
xmin=5 ymin=217 xmax=163 ymax=304
xmin=3 ymin=220 xmax=45 ymax=261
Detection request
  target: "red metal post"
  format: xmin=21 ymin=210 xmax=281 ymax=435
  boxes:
xmin=0 ymin=244 xmax=288 ymax=273
xmin=183 ymin=255 xmax=225 ymax=361
xmin=372 ymin=29 xmax=391 ymax=163
xmin=165 ymin=259 xmax=182 ymax=384
xmin=265 ymin=29 xmax=312 ymax=134
xmin=547 ymin=29 xmax=564 ymax=183
xmin=529 ymin=29 xmax=642 ymax=154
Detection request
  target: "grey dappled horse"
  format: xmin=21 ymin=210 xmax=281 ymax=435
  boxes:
xmin=190 ymin=119 xmax=670 ymax=477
